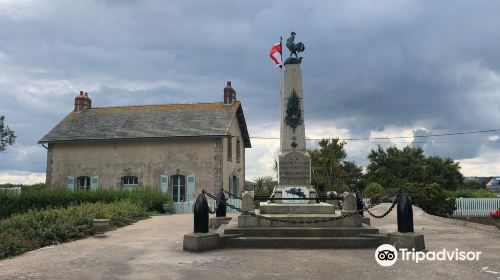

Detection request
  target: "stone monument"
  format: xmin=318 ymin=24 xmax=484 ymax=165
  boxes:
xmin=273 ymin=32 xmax=316 ymax=203
xmin=184 ymin=33 xmax=425 ymax=251
xmin=242 ymin=32 xmax=340 ymax=225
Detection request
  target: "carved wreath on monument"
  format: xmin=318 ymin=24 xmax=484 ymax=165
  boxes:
xmin=285 ymin=89 xmax=303 ymax=134
xmin=284 ymin=187 xmax=307 ymax=199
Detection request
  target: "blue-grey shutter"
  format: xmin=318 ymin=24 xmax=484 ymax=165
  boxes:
xmin=187 ymin=175 xmax=195 ymax=202
xmin=91 ymin=176 xmax=99 ymax=191
xmin=67 ymin=176 xmax=75 ymax=191
xmin=235 ymin=176 xmax=239 ymax=195
xmin=160 ymin=175 xmax=169 ymax=193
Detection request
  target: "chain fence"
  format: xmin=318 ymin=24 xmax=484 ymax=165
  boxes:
xmin=222 ymin=189 xmax=242 ymax=200
xmin=356 ymin=189 xmax=401 ymax=219
xmin=204 ymin=188 xmax=401 ymax=225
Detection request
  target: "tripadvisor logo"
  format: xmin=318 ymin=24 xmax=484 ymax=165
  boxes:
xmin=375 ymin=244 xmax=398 ymax=266
xmin=375 ymin=244 xmax=482 ymax=267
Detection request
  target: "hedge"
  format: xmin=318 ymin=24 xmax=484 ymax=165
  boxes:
xmin=363 ymin=182 xmax=384 ymax=199
xmin=452 ymin=189 xmax=497 ymax=198
xmin=0 ymin=200 xmax=148 ymax=259
xmin=0 ymin=188 xmax=173 ymax=219
xmin=404 ymin=183 xmax=456 ymax=217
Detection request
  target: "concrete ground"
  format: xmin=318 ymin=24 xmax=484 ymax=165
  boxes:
xmin=0 ymin=204 xmax=499 ymax=280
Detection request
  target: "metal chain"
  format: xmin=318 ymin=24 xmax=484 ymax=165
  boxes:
xmin=222 ymin=189 xmax=242 ymax=200
xmin=356 ymin=189 xmax=401 ymax=219
xmin=204 ymin=188 xmax=401 ymax=224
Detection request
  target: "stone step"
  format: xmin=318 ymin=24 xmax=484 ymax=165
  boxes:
xmin=259 ymin=202 xmax=335 ymax=214
xmin=224 ymin=225 xmax=379 ymax=237
xmin=224 ymin=236 xmax=382 ymax=249
xmin=238 ymin=213 xmax=362 ymax=228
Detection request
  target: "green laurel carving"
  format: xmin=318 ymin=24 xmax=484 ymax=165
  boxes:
xmin=285 ymin=89 xmax=303 ymax=133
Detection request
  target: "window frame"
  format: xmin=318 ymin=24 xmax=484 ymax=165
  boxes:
xmin=122 ymin=176 xmax=139 ymax=191
xmin=236 ymin=138 xmax=241 ymax=163
xmin=227 ymin=136 xmax=232 ymax=162
xmin=171 ymin=174 xmax=187 ymax=202
xmin=230 ymin=175 xmax=239 ymax=196
xmin=77 ymin=176 xmax=91 ymax=191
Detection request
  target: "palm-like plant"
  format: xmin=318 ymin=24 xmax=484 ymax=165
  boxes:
xmin=309 ymin=139 xmax=351 ymax=194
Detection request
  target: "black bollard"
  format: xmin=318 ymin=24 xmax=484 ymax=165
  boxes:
xmin=215 ymin=189 xmax=227 ymax=217
xmin=193 ymin=191 xmax=209 ymax=233
xmin=356 ymin=191 xmax=364 ymax=217
xmin=397 ymin=191 xmax=414 ymax=233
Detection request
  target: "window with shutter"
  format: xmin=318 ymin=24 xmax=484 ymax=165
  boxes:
xmin=187 ymin=175 xmax=195 ymax=202
xmin=91 ymin=176 xmax=99 ymax=191
xmin=236 ymin=138 xmax=241 ymax=163
xmin=77 ymin=176 xmax=91 ymax=190
xmin=160 ymin=175 xmax=169 ymax=193
xmin=67 ymin=176 xmax=75 ymax=191
xmin=227 ymin=136 xmax=232 ymax=161
xmin=230 ymin=175 xmax=239 ymax=196
xmin=171 ymin=175 xmax=186 ymax=202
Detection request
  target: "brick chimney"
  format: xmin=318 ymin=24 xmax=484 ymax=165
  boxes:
xmin=74 ymin=91 xmax=92 ymax=112
xmin=223 ymin=81 xmax=237 ymax=105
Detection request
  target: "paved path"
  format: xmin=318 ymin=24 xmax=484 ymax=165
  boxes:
xmin=0 ymin=205 xmax=499 ymax=280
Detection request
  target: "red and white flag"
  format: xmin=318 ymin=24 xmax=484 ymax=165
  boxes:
xmin=269 ymin=42 xmax=282 ymax=68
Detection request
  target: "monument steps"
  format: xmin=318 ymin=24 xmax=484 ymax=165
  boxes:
xmin=224 ymin=225 xmax=379 ymax=237
xmin=224 ymin=236 xmax=382 ymax=249
xmin=238 ymin=213 xmax=362 ymax=228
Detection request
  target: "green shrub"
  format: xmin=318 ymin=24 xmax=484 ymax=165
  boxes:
xmin=452 ymin=189 xmax=496 ymax=198
xmin=0 ymin=187 xmax=173 ymax=219
xmin=363 ymin=182 xmax=384 ymax=198
xmin=253 ymin=176 xmax=278 ymax=195
xmin=0 ymin=200 xmax=148 ymax=259
xmin=404 ymin=183 xmax=455 ymax=217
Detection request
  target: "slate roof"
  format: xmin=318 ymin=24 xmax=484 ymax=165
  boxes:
xmin=38 ymin=101 xmax=251 ymax=147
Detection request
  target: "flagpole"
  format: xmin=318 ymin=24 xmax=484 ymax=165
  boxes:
xmin=279 ymin=36 xmax=284 ymax=153
xmin=279 ymin=36 xmax=285 ymax=153
xmin=280 ymin=35 xmax=283 ymax=95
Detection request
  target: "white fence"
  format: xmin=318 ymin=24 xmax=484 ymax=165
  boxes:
xmin=174 ymin=197 xmax=242 ymax=214
xmin=453 ymin=198 xmax=500 ymax=217
xmin=0 ymin=187 xmax=21 ymax=195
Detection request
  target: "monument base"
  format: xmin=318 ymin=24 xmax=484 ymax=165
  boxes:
xmin=273 ymin=185 xmax=317 ymax=204
xmin=387 ymin=232 xmax=425 ymax=251
xmin=209 ymin=216 xmax=232 ymax=230
xmin=259 ymin=202 xmax=335 ymax=214
xmin=183 ymin=232 xmax=221 ymax=252
xmin=238 ymin=210 xmax=362 ymax=228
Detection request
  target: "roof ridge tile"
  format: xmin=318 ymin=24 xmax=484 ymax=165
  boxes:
xmin=91 ymin=101 xmax=227 ymax=109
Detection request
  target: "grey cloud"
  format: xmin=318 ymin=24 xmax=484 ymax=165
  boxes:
xmin=1 ymin=0 xmax=500 ymax=177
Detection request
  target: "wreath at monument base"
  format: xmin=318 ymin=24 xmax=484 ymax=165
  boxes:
xmin=285 ymin=187 xmax=307 ymax=199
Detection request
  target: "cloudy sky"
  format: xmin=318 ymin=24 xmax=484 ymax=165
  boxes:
xmin=1 ymin=0 xmax=500 ymax=184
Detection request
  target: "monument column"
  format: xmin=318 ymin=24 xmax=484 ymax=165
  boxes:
xmin=274 ymin=32 xmax=316 ymax=203
xmin=280 ymin=64 xmax=306 ymax=153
